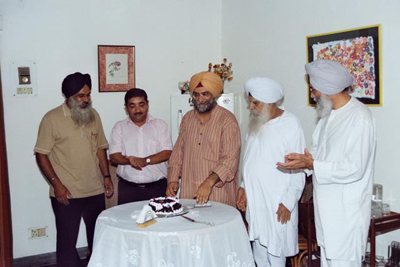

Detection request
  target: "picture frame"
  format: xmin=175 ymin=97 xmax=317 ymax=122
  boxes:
xmin=98 ymin=45 xmax=135 ymax=92
xmin=307 ymin=25 xmax=381 ymax=106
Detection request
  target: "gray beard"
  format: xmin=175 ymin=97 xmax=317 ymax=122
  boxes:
xmin=248 ymin=106 xmax=271 ymax=136
xmin=315 ymin=93 xmax=333 ymax=121
xmin=68 ymin=97 xmax=95 ymax=126
xmin=193 ymin=97 xmax=216 ymax=113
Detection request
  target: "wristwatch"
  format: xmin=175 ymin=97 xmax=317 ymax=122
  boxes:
xmin=146 ymin=158 xmax=151 ymax=165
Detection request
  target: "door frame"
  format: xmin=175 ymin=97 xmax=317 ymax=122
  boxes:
xmin=0 ymin=67 xmax=13 ymax=266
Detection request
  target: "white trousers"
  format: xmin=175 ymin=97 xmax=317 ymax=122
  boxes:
xmin=252 ymin=240 xmax=286 ymax=267
xmin=320 ymin=227 xmax=363 ymax=267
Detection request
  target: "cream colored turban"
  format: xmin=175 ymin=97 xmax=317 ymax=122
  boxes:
xmin=189 ymin=71 xmax=223 ymax=97
xmin=244 ymin=77 xmax=284 ymax=103
xmin=305 ymin=59 xmax=355 ymax=95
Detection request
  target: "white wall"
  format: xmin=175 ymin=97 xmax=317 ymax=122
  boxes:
xmin=222 ymin=0 xmax=400 ymax=257
xmin=2 ymin=0 xmax=399 ymax=259
xmin=0 ymin=0 xmax=222 ymax=258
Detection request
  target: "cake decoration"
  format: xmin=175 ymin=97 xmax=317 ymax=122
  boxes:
xmin=148 ymin=196 xmax=183 ymax=216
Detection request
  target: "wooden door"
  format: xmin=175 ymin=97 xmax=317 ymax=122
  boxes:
xmin=0 ymin=67 xmax=13 ymax=266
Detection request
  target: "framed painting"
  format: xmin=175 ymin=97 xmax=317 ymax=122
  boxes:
xmin=98 ymin=45 xmax=135 ymax=92
xmin=307 ymin=25 xmax=381 ymax=106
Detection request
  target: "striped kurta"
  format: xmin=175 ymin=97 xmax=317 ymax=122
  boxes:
xmin=168 ymin=104 xmax=241 ymax=207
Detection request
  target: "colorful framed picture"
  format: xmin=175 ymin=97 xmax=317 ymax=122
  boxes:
xmin=98 ymin=45 xmax=135 ymax=92
xmin=307 ymin=25 xmax=381 ymax=106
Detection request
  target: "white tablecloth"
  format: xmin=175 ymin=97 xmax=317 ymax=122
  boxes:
xmin=88 ymin=199 xmax=255 ymax=267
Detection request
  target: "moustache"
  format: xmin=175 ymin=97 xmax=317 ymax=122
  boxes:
xmin=250 ymin=109 xmax=259 ymax=115
xmin=79 ymin=101 xmax=90 ymax=108
xmin=134 ymin=112 xmax=143 ymax=116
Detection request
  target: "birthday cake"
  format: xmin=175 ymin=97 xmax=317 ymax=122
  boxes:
xmin=148 ymin=197 xmax=183 ymax=215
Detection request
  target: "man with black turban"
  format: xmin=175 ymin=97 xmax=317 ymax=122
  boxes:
xmin=34 ymin=72 xmax=113 ymax=267
xmin=166 ymin=71 xmax=241 ymax=206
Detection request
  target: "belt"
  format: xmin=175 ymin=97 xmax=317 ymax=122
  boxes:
xmin=118 ymin=176 xmax=166 ymax=189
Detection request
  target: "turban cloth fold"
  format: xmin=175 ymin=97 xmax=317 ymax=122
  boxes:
xmin=305 ymin=60 xmax=354 ymax=95
xmin=244 ymin=77 xmax=284 ymax=104
xmin=189 ymin=71 xmax=223 ymax=97
xmin=62 ymin=72 xmax=92 ymax=98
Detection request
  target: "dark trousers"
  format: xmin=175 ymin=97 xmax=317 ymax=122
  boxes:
xmin=51 ymin=193 xmax=105 ymax=267
xmin=118 ymin=177 xmax=167 ymax=205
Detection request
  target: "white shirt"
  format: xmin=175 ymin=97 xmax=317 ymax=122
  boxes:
xmin=310 ymin=97 xmax=376 ymax=260
xmin=242 ymin=111 xmax=306 ymax=257
xmin=109 ymin=114 xmax=173 ymax=183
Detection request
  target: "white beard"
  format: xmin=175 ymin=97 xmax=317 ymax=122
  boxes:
xmin=68 ymin=97 xmax=95 ymax=126
xmin=248 ymin=105 xmax=271 ymax=136
xmin=315 ymin=93 xmax=333 ymax=121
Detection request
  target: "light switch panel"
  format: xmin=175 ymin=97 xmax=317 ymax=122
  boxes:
xmin=11 ymin=61 xmax=38 ymax=97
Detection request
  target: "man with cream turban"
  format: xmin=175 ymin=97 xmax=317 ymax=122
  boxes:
xmin=167 ymin=71 xmax=241 ymax=206
xmin=236 ymin=77 xmax=306 ymax=266
xmin=277 ymin=59 xmax=376 ymax=267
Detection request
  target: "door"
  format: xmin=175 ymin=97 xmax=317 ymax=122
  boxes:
xmin=0 ymin=67 xmax=13 ymax=267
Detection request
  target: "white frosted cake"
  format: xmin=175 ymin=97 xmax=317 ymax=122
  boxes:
xmin=148 ymin=197 xmax=183 ymax=215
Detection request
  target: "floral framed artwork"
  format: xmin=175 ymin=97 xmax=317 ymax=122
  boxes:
xmin=98 ymin=45 xmax=135 ymax=92
xmin=307 ymin=25 xmax=381 ymax=106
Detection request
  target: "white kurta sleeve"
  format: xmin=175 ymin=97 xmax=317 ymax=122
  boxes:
xmin=281 ymin=171 xmax=305 ymax=212
xmin=303 ymin=120 xmax=323 ymax=176
xmin=314 ymin=118 xmax=375 ymax=185
xmin=280 ymin=128 xmax=306 ymax=212
xmin=308 ymin=120 xmax=322 ymax=157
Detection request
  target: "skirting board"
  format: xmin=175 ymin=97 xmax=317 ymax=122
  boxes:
xmin=13 ymin=247 xmax=87 ymax=267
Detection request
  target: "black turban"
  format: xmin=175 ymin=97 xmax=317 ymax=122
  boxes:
xmin=62 ymin=72 xmax=92 ymax=98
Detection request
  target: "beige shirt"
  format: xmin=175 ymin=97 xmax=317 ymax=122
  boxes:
xmin=34 ymin=103 xmax=108 ymax=198
xmin=168 ymin=105 xmax=241 ymax=206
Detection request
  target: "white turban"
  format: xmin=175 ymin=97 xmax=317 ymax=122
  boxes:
xmin=244 ymin=77 xmax=284 ymax=104
xmin=305 ymin=59 xmax=355 ymax=95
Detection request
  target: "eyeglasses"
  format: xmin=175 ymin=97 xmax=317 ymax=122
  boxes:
xmin=193 ymin=91 xmax=211 ymax=98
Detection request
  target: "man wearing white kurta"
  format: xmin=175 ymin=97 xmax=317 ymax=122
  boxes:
xmin=236 ymin=77 xmax=306 ymax=267
xmin=277 ymin=59 xmax=377 ymax=267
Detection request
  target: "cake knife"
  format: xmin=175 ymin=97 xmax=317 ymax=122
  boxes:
xmin=181 ymin=215 xmax=214 ymax=226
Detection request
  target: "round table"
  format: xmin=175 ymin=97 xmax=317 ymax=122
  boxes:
xmin=88 ymin=199 xmax=255 ymax=267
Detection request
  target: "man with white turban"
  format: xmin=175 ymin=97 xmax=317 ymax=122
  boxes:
xmin=236 ymin=77 xmax=306 ymax=266
xmin=277 ymin=59 xmax=377 ymax=267
xmin=167 ymin=71 xmax=241 ymax=206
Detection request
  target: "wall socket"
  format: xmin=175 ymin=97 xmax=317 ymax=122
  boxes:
xmin=28 ymin=226 xmax=48 ymax=239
